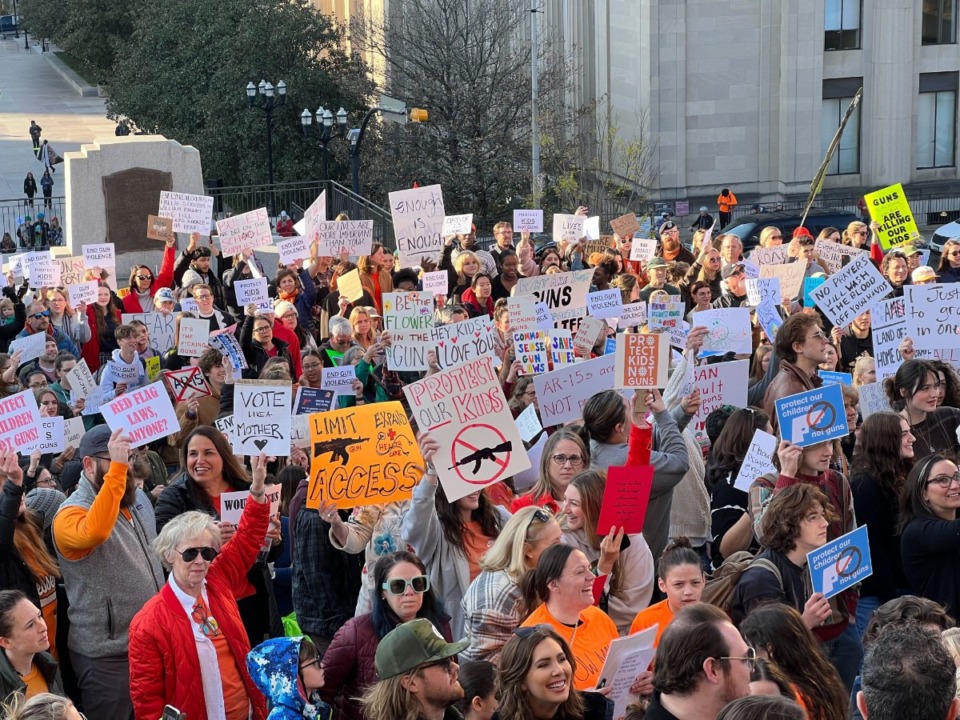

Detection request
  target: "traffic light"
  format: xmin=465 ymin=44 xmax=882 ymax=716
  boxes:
xmin=409 ymin=108 xmax=429 ymax=123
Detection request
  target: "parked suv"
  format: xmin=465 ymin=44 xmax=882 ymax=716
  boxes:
xmin=722 ymin=208 xmax=859 ymax=255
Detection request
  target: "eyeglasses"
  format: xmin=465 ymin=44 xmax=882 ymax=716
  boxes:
xmin=194 ymin=294 xmax=212 ymax=301
xmin=927 ymin=473 xmax=960 ymax=489
xmin=136 ymin=274 xmax=153 ymax=281
xmin=253 ymin=326 xmax=272 ymax=334
xmin=382 ymin=575 xmax=430 ymax=595
xmin=807 ymin=330 xmax=827 ymax=342
xmin=30 ymin=311 xmax=50 ymax=319
xmin=854 ymin=230 xmax=868 ymax=235
xmin=949 ymin=251 xmax=960 ymax=257
xmin=719 ymin=647 xmax=757 ymax=672
xmin=523 ymin=390 xmax=536 ymax=397
xmin=550 ymin=454 xmax=584 ymax=467
xmin=177 ymin=546 xmax=218 ymax=562
xmin=422 ymin=657 xmax=455 ymax=673
xmin=191 ymin=601 xmax=221 ymax=637
xmin=282 ymin=312 xmax=297 ymax=320
xmin=769 ymin=234 xmax=783 ymax=239
xmin=300 ymin=657 xmax=321 ymax=671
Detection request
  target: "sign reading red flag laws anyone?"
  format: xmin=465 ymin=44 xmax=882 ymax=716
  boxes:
xmin=100 ymin=381 xmax=179 ymax=447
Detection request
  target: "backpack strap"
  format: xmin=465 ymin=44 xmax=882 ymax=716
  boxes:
xmin=749 ymin=558 xmax=784 ymax=593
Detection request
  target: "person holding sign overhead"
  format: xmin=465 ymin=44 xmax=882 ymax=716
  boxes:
xmin=121 ymin=237 xmax=177 ymax=314
xmin=175 ymin=233 xmax=225 ymax=310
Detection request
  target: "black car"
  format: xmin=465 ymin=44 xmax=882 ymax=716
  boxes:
xmin=722 ymin=208 xmax=859 ymax=255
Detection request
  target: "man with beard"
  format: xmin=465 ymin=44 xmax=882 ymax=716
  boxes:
xmin=658 ymin=221 xmax=696 ymax=265
xmin=647 ymin=603 xmax=752 ymax=720
xmin=52 ymin=426 xmax=163 ymax=719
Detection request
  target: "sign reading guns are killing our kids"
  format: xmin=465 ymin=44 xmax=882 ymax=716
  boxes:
xmin=808 ymin=525 xmax=873 ymax=599
xmin=306 ymin=401 xmax=422 ymax=510
xmin=158 ymin=191 xmax=215 ymax=235
xmin=100 ymin=381 xmax=179 ymax=447
xmin=216 ymin=208 xmax=273 ymax=255
xmin=808 ymin=254 xmax=892 ymax=329
xmin=0 ymin=390 xmax=42 ymax=453
xmin=614 ymin=334 xmax=668 ymax=388
xmin=389 ymin=185 xmax=445 ymax=267
xmin=314 ymin=220 xmax=375 ymax=257
xmin=865 ymin=183 xmax=920 ymax=250
xmin=513 ymin=209 xmax=543 ymax=233
xmin=231 ymin=381 xmax=292 ymax=456
xmin=775 ymin=383 xmax=849 ymax=448
xmin=404 ymin=357 xmax=530 ymax=501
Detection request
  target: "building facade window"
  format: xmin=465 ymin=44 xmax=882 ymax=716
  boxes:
xmin=917 ymin=73 xmax=958 ymax=168
xmin=922 ymin=0 xmax=957 ymax=45
xmin=822 ymin=78 xmax=863 ymax=175
xmin=825 ymin=0 xmax=861 ymax=50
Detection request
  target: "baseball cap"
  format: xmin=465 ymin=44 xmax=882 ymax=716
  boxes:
xmin=155 ymin=288 xmax=176 ymax=303
xmin=77 ymin=425 xmax=113 ymax=459
xmin=646 ymin=257 xmax=669 ymax=270
xmin=375 ymin=618 xmax=469 ymax=679
xmin=659 ymin=221 xmax=677 ymax=235
xmin=792 ymin=227 xmax=813 ymax=239
xmin=901 ymin=244 xmax=921 ymax=257
xmin=721 ymin=263 xmax=746 ymax=279
xmin=911 ymin=266 xmax=938 ymax=283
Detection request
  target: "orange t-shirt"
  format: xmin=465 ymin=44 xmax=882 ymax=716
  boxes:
xmin=718 ymin=193 xmax=738 ymax=213
xmin=463 ymin=520 xmax=495 ymax=583
xmin=21 ymin=664 xmax=48 ymax=699
xmin=521 ymin=604 xmax=618 ymax=690
xmin=628 ymin=599 xmax=675 ymax=647
xmin=196 ymin=596 xmax=248 ymax=720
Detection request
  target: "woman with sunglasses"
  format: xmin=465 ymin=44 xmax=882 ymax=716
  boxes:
xmin=121 ymin=237 xmax=177 ymax=314
xmin=44 ymin=288 xmax=89 ymax=349
xmin=936 ymin=238 xmax=960 ymax=284
xmin=885 ymin=358 xmax=960 ymax=461
xmin=320 ymin=551 xmax=451 ymax=720
xmin=900 ymin=454 xmax=960 ymax=618
xmin=129 ymin=452 xmax=272 ymax=720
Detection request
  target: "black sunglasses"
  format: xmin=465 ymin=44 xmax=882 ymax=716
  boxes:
xmin=177 ymin=547 xmax=218 ymax=562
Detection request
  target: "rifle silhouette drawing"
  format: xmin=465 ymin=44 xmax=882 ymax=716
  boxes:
xmin=449 ymin=441 xmax=513 ymax=475
xmin=313 ymin=437 xmax=369 ymax=466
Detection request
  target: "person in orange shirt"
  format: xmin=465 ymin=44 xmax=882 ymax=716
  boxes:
xmin=717 ymin=188 xmax=738 ymax=230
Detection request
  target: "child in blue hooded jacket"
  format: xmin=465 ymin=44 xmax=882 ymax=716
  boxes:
xmin=247 ymin=636 xmax=332 ymax=720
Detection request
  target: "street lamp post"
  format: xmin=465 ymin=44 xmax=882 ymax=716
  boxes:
xmin=12 ymin=0 xmax=19 ymax=38
xmin=245 ymin=79 xmax=287 ymax=186
xmin=300 ymin=105 xmax=348 ymax=181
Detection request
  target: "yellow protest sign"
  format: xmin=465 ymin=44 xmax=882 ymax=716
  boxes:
xmin=306 ymin=401 xmax=423 ymax=510
xmin=145 ymin=356 xmax=162 ymax=381
xmin=865 ymin=183 xmax=920 ymax=250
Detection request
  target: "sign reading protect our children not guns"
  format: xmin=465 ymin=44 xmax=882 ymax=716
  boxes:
xmin=865 ymin=183 xmax=920 ymax=250
xmin=306 ymin=401 xmax=422 ymax=510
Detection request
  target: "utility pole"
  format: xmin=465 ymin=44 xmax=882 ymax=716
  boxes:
xmin=530 ymin=0 xmax=541 ymax=208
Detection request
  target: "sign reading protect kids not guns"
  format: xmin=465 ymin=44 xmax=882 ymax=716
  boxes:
xmin=865 ymin=183 xmax=920 ymax=250
xmin=403 ymin=357 xmax=530 ymax=502
xmin=306 ymin=401 xmax=422 ymax=511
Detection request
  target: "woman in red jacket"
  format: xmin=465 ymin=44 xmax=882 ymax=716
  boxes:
xmin=121 ymin=238 xmax=177 ymax=314
xmin=128 ymin=454 xmax=272 ymax=720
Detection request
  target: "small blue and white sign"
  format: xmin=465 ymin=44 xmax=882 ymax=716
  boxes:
xmin=818 ymin=370 xmax=853 ymax=387
xmin=775 ymin=383 xmax=849 ymax=447
xmin=807 ymin=525 xmax=872 ymax=599
xmin=605 ymin=337 xmax=617 ymax=356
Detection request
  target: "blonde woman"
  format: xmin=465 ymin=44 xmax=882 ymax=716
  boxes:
xmin=451 ymin=251 xmax=482 ymax=300
xmin=853 ymin=356 xmax=877 ymax=389
xmin=348 ymin=306 xmax=377 ymax=349
xmin=45 ymin=288 xmax=90 ymax=348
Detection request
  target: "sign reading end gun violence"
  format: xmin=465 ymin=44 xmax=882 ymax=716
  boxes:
xmin=403 ymin=357 xmax=530 ymax=502
xmin=306 ymin=401 xmax=422 ymax=511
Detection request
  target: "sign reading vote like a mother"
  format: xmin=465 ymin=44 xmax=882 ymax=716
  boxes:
xmin=231 ymin=381 xmax=292 ymax=456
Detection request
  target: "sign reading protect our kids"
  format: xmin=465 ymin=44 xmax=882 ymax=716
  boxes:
xmin=865 ymin=183 xmax=920 ymax=250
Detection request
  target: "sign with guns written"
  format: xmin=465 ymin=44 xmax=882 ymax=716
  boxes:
xmin=514 ymin=270 xmax=592 ymax=330
xmin=808 ymin=525 xmax=873 ymax=599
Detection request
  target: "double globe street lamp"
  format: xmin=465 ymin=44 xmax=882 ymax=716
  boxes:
xmin=246 ymin=79 xmax=286 ymax=186
xmin=300 ymin=106 xmax=348 ymax=181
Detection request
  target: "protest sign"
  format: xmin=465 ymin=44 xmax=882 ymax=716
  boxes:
xmin=277 ymin=235 xmax=311 ymax=265
xmin=180 ymin=298 xmax=198 ymax=313
xmin=22 ymin=251 xmax=59 ymax=286
xmin=808 ymin=525 xmax=873 ymax=599
xmin=293 ymin=387 xmax=336 ymax=415
xmin=647 ymin=299 xmax=685 ymax=331
xmin=629 ymin=237 xmax=657 ymax=263
xmin=515 ymin=270 xmax=592 ymax=330
xmin=422 ymin=271 xmax=448 ymax=296
xmin=759 ymin=262 xmax=806 ymax=299
xmin=220 ymin=484 xmax=281 ymax=525
xmin=508 ymin=296 xmax=538 ymax=334
xmin=80 ymin=388 xmax=106 ymax=416
xmin=216 ymin=208 xmax=272 ymax=255
xmin=610 ymin=213 xmax=640 ymax=239
xmin=809 ymin=254 xmax=892 ymax=328
xmin=66 ymin=359 xmax=97 ymax=400
xmin=9 ymin=333 xmax=45 ymax=364
xmin=696 ymin=308 xmax=752 ymax=355
xmin=819 ymin=370 xmax=853 ymax=386
xmin=742 ymin=261 xmax=760 ymax=279
xmin=307 ymin=401 xmax=422 ymax=509
xmin=597 ymin=465 xmax=653 ymax=534
xmin=533 ymin=354 xmax=616 ymax=426
xmin=100 ymin=381 xmax=178 ymax=447
xmin=604 ymin=337 xmax=617 ymax=356
xmin=441 ymin=214 xmax=473 ymax=237
xmin=390 ymin=185 xmax=445 ymax=267
xmin=535 ymin=302 xmax=554 ymax=331
xmin=177 ymin=317 xmax=210 ymax=357
xmin=53 ymin=256 xmax=85 ymax=286
xmin=146 ymin=215 xmax=174 ymax=242
xmin=64 ymin=416 xmax=84 ymax=450
xmin=337 ymin=269 xmax=364 ymax=302
xmin=404 ymin=357 xmax=529 ymax=501
xmin=291 ymin=415 xmax=310 ymax=449
xmin=734 ymin=430 xmax=778 ymax=491
xmin=0 ymin=391 xmax=42 ymax=453
xmin=513 ymin=209 xmax=543 ymax=233
xmin=750 ymin=245 xmax=788 ymax=266
xmin=865 ymin=183 xmax=920 ymax=250
xmin=803 ymin=276 xmax=826 ymax=307
xmin=550 ymin=331 xmax=576 ymax=367
xmin=106 ymin=359 xmax=144 ymax=391
xmin=231 ymin=380 xmax=292 ymax=456
xmin=385 ymin=331 xmax=431 ymax=372
xmin=214 ymin=415 xmax=234 ymax=436
xmin=315 ymin=220 xmax=375 ymax=257
xmin=321 ymin=366 xmax=357 ymax=395
xmin=691 ymin=360 xmax=749 ymax=446
xmin=513 ymin=330 xmax=549 ymax=375
xmin=775 ymin=384 xmax=849 ymax=447
xmin=573 ymin=315 xmax=605 ymax=354
xmin=614 ymin=334 xmax=669 ymax=388
xmin=163 ymin=366 xmax=211 ymax=401
xmin=430 ymin=316 xmax=497 ymax=370
xmin=587 ymin=289 xmax=623 ymax=320
xmin=746 ymin=278 xmax=780 ymax=307
xmin=233 ymin=278 xmax=270 ymax=307
xmin=619 ymin=302 xmax=647 ymax=328
xmin=67 ymin=280 xmax=98 ymax=307
xmin=904 ymin=284 xmax=960 ymax=352
xmin=584 ymin=216 xmax=601 ymax=241
xmin=23 ymin=417 xmax=64 ymax=455
xmin=383 ymin=292 xmax=434 ymax=331
xmin=858 ymin=381 xmax=892 ymax=420
xmin=515 ymin=404 xmax=543 ymax=443
xmin=122 ymin=313 xmax=175 ymax=356
xmin=756 ymin=299 xmax=783 ymax=340
xmin=666 ymin=319 xmax=692 ymax=349
xmin=159 ymin=191 xmax=215 ymax=235
xmin=209 ymin=331 xmax=248 ymax=370
xmin=302 ymin=191 xmax=326 ymax=242
xmin=145 ymin=356 xmax=162 ymax=381
xmin=815 ymin=241 xmax=867 ymax=274
xmin=82 ymin=243 xmax=115 ymax=267
xmin=552 ymin=214 xmax=586 ymax=245
xmin=597 ymin=625 xmax=658 ymax=720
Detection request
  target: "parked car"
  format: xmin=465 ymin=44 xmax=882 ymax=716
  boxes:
xmin=929 ymin=220 xmax=960 ymax=254
xmin=721 ymin=208 xmax=859 ymax=255
xmin=0 ymin=15 xmax=18 ymax=33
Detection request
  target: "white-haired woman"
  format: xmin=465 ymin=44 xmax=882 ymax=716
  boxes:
xmin=128 ymin=455 xmax=272 ymax=720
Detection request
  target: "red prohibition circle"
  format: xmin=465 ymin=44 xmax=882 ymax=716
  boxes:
xmin=450 ymin=423 xmax=511 ymax=485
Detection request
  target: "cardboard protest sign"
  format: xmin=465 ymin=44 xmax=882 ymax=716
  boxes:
xmin=67 ymin=281 xmax=98 ymax=307
xmin=163 ymin=366 xmax=211 ymax=401
xmin=572 ymin=315 xmax=605 ymax=354
xmin=337 ymin=269 xmax=364 ymax=302
xmin=422 ymin=271 xmax=448 ymax=296
xmin=293 ymin=387 xmax=336 ymax=415
xmin=629 ymin=237 xmax=657 ymax=263
xmin=9 ymin=333 xmax=45 ymax=365
xmin=513 ymin=330 xmax=549 ymax=375
xmin=552 ymin=214 xmax=586 ymax=245
xmin=904 ymin=284 xmax=960 ymax=352
xmin=759 ymin=262 xmax=806 ymax=299
xmin=430 ymin=316 xmax=497 ymax=370
xmin=220 ymin=484 xmax=281 ymax=525
xmin=216 ymin=208 xmax=272 ymax=255
xmin=775 ymin=384 xmax=849 ymax=447
xmin=307 ymin=401 xmax=422 ymax=509
xmin=159 ymin=191 xmax=215 ymax=235
xmin=403 ymin=357 xmax=529 ymax=501
xmin=233 ymin=278 xmax=270 ymax=307
xmin=231 ymin=380 xmax=292 ymax=456
xmin=22 ymin=417 xmax=64 ymax=455
xmin=587 ymin=289 xmax=623 ymax=320
xmin=66 ymin=359 xmax=97 ymax=400
xmin=209 ymin=331 xmax=248 ymax=370
xmin=614 ymin=334 xmax=669 ymax=388
xmin=746 ymin=278 xmax=780 ymax=307
xmin=441 ymin=214 xmax=473 ymax=237
xmin=513 ymin=209 xmax=543 ymax=233
xmin=691 ymin=360 xmax=749 ymax=447
xmin=696 ymin=308 xmax=752 ymax=355
xmin=177 ymin=317 xmax=210 ymax=357
xmin=809 ymin=254 xmax=891 ymax=328
xmin=610 ymin=213 xmax=640 ymax=239
xmin=53 ymin=256 xmax=85 ymax=286
xmin=815 ymin=241 xmax=866 ymax=275
xmin=100 ymin=381 xmax=178 ymax=447
xmin=315 ymin=220 xmax=375 ymax=257
xmin=865 ymin=183 xmax=920 ymax=250
xmin=277 ymin=235 xmax=311 ymax=265
xmin=515 ymin=404 xmax=543 ymax=443
xmin=146 ymin=215 xmax=174 ymax=242
xmin=389 ymin=185 xmax=445 ymax=267
xmin=302 ymin=191 xmax=326 ymax=242
xmin=123 ymin=313 xmax=175 ymax=355
xmin=858 ymin=382 xmax=892 ymax=420
xmin=808 ymin=525 xmax=872 ymax=599
xmin=508 ymin=297 xmax=538 ymax=334
xmin=619 ymin=302 xmax=647 ymax=328
xmin=321 ymin=366 xmax=357 ymax=395
xmin=550 ymin=331 xmax=576 ymax=367
xmin=647 ymin=300 xmax=684 ymax=332
xmin=734 ymin=430 xmax=778 ymax=491
xmin=0 ymin=390 xmax=43 ymax=453
xmin=515 ymin=270 xmax=593 ymax=331
xmin=803 ymin=276 xmax=826 ymax=307
xmin=533 ymin=354 xmax=616 ymax=426
xmin=750 ymin=245 xmax=788 ymax=266
xmin=597 ymin=465 xmax=653 ymax=535
xmin=819 ymin=370 xmax=853 ymax=386
xmin=383 ymin=292 xmax=434 ymax=331
xmin=82 ymin=243 xmax=115 ymax=268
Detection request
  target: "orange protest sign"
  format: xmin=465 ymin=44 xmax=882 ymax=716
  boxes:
xmin=306 ymin=401 xmax=423 ymax=510
xmin=614 ymin=333 xmax=669 ymax=388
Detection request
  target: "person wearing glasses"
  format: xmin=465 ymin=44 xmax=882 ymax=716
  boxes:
xmin=247 ymin=635 xmax=330 ymax=720
xmin=128 ymin=452 xmax=272 ymax=720
xmin=121 ymin=236 xmax=177 ymax=314
xmin=319 ymin=551 xmax=452 ymax=720
xmin=14 ymin=301 xmax=79 ymax=359
xmin=711 ymin=262 xmax=750 ymax=309
xmin=512 ymin=429 xmax=590 ymax=514
xmin=44 ymin=288 xmax=89 ymax=350
xmin=761 ymin=314 xmax=829 ymax=434
xmin=681 ymin=247 xmax=723 ymax=305
xmin=240 ymin=310 xmax=293 ymax=380
xmin=191 ymin=283 xmax=236 ymax=333
xmin=52 ymin=426 xmax=163 ymax=719
xmin=936 ymin=238 xmax=960 ymax=284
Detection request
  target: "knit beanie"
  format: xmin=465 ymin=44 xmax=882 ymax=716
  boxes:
xmin=25 ymin=488 xmax=67 ymax=532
